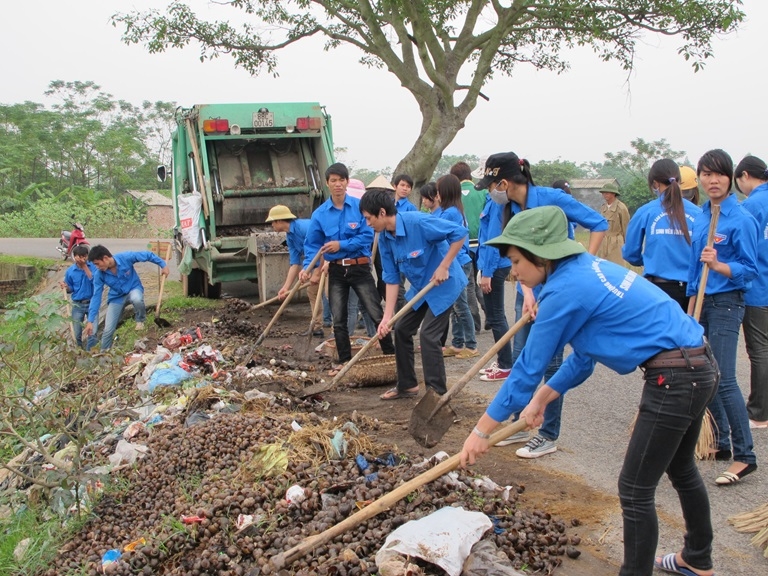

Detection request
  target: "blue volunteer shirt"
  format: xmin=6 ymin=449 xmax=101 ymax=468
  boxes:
xmin=88 ymin=251 xmax=166 ymax=323
xmin=436 ymin=205 xmax=471 ymax=267
xmin=511 ymin=185 xmax=608 ymax=297
xmin=487 ymin=254 xmax=705 ymax=422
xmin=286 ymin=219 xmax=311 ymax=266
xmin=478 ymin=196 xmax=511 ymax=276
xmin=396 ymin=197 xmax=418 ymax=213
xmin=742 ymin=182 xmax=768 ymax=306
xmin=622 ymin=195 xmax=701 ymax=282
xmin=379 ymin=211 xmax=468 ymax=316
xmin=303 ymin=194 xmax=373 ymax=268
xmin=686 ymin=193 xmax=759 ymax=297
xmin=65 ymin=262 xmax=97 ymax=301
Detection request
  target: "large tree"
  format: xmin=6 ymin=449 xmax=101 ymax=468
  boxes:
xmin=114 ymin=1 xmax=743 ymax=186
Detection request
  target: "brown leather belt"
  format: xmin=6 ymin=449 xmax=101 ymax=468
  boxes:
xmin=330 ymin=257 xmax=370 ymax=266
xmin=642 ymin=344 xmax=712 ymax=369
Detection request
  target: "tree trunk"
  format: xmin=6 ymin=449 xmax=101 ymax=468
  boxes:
xmin=392 ymin=93 xmax=475 ymax=203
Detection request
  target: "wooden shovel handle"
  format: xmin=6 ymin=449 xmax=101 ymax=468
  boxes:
xmin=429 ymin=312 xmax=532 ymax=418
xmin=255 ymin=250 xmax=324 ymax=345
xmin=328 ymin=280 xmax=436 ymax=387
xmin=305 ymin=269 xmax=327 ymax=335
xmin=251 ymin=282 xmax=310 ymax=310
xmin=155 ymin=244 xmax=172 ymax=317
xmin=270 ymin=418 xmax=530 ymax=570
xmin=692 ymin=204 xmax=721 ymax=322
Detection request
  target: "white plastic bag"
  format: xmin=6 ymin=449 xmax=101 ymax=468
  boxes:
xmin=178 ymin=192 xmax=202 ymax=249
xmin=375 ymin=507 xmax=492 ymax=576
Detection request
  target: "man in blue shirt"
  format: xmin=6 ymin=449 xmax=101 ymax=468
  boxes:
xmin=60 ymin=244 xmax=98 ymax=350
xmin=83 ymin=245 xmax=169 ymax=351
xmin=360 ymin=188 xmax=468 ymax=400
xmin=393 ymin=174 xmax=418 ymax=213
xmin=266 ymin=205 xmax=323 ymax=338
xmin=300 ymin=163 xmax=394 ymax=371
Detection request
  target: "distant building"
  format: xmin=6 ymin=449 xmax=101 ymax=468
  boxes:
xmin=569 ymin=178 xmax=620 ymax=213
xmin=125 ymin=190 xmax=174 ymax=230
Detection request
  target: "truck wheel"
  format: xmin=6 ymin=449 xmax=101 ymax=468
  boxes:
xmin=185 ymin=269 xmax=221 ymax=299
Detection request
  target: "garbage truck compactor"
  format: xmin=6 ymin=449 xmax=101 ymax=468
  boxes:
xmin=161 ymin=103 xmax=335 ymax=298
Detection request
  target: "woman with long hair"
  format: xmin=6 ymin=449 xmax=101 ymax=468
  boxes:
xmin=436 ymin=174 xmax=478 ymax=358
xmin=623 ymin=159 xmax=702 ymax=310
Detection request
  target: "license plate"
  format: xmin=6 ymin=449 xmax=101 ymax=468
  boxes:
xmin=253 ymin=111 xmax=274 ymax=128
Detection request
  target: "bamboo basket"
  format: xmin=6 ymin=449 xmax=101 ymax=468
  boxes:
xmin=338 ymin=354 xmax=398 ymax=388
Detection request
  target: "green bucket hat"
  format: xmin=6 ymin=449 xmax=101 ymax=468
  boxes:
xmin=599 ymin=181 xmax=620 ymax=195
xmin=485 ymin=206 xmax=586 ymax=260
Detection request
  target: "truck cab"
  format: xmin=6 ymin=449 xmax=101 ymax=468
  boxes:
xmin=163 ymin=103 xmax=334 ymax=298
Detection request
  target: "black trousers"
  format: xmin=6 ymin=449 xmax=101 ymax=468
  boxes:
xmin=393 ymin=303 xmax=451 ymax=395
xmin=328 ymin=263 xmax=394 ymax=362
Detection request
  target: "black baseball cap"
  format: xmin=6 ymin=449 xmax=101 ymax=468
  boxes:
xmin=474 ymin=152 xmax=524 ymax=190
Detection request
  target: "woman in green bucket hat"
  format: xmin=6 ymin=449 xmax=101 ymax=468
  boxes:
xmin=460 ymin=205 xmax=719 ymax=576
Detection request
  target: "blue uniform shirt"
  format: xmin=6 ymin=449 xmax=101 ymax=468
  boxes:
xmin=88 ymin=251 xmax=166 ymax=323
xmin=742 ymin=182 xmax=768 ymax=306
xmin=686 ymin=194 xmax=759 ymax=297
xmin=303 ymin=194 xmax=373 ymax=268
xmin=286 ymin=219 xmax=310 ymax=266
xmin=487 ymin=254 xmax=705 ymax=422
xmin=436 ymin=205 xmax=472 ymax=267
xmin=396 ymin=197 xmax=418 ymax=213
xmin=622 ymin=195 xmax=701 ymax=282
xmin=379 ymin=211 xmax=468 ymax=316
xmin=510 ymin=186 xmax=609 ymax=234
xmin=65 ymin=262 xmax=97 ymax=301
xmin=510 ymin=185 xmax=608 ymax=297
xmin=478 ymin=196 xmax=511 ymax=276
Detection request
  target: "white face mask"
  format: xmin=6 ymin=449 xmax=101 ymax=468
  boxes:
xmin=490 ymin=187 xmax=508 ymax=205
xmin=652 ymin=186 xmax=661 ymax=196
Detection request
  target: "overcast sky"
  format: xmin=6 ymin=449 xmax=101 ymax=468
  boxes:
xmin=3 ymin=1 xmax=766 ymax=172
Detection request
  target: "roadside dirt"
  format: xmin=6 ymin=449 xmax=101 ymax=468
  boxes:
xmin=167 ymin=298 xmax=622 ymax=576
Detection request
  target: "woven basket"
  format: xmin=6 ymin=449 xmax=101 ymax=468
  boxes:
xmin=317 ymin=337 xmax=380 ymax=362
xmin=339 ymin=354 xmax=397 ymax=388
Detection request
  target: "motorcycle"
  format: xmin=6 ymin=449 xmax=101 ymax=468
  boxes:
xmin=57 ymin=218 xmax=89 ymax=260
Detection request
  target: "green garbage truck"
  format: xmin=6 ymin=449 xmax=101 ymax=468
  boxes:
xmin=160 ymin=103 xmax=335 ymax=298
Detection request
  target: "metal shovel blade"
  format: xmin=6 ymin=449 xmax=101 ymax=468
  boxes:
xmin=154 ymin=316 xmax=171 ymax=328
xmin=408 ymin=388 xmax=458 ymax=448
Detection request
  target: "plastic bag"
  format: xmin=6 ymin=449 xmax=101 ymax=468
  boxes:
xmin=375 ymin=507 xmax=491 ymax=576
xmin=147 ymin=353 xmax=195 ymax=392
xmin=178 ymin=192 xmax=202 ymax=249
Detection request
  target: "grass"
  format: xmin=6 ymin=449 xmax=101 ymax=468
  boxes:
xmin=0 ymin=504 xmax=68 ymax=575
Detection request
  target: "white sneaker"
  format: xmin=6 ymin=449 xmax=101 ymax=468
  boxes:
xmin=478 ymin=361 xmax=498 ymax=375
xmin=516 ymin=434 xmax=557 ymax=459
xmin=495 ymin=430 xmax=529 ymax=447
xmin=135 ymin=322 xmax=145 ymax=331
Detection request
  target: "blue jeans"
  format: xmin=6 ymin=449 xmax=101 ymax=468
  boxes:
xmin=619 ymin=355 xmax=719 ymax=575
xmin=347 ymin=290 xmax=377 ymax=337
xmin=511 ymin=295 xmax=564 ymax=440
xmin=700 ymin=291 xmax=756 ymax=464
xmin=481 ymin=266 xmax=512 ymax=369
xmin=451 ymin=262 xmax=477 ymax=350
xmin=71 ymin=299 xmax=97 ymax=350
xmin=100 ymin=288 xmax=146 ymax=350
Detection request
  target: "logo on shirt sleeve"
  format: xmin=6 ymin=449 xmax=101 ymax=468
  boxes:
xmin=714 ymin=233 xmax=727 ymax=244
xmin=347 ymin=222 xmax=359 ymax=230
